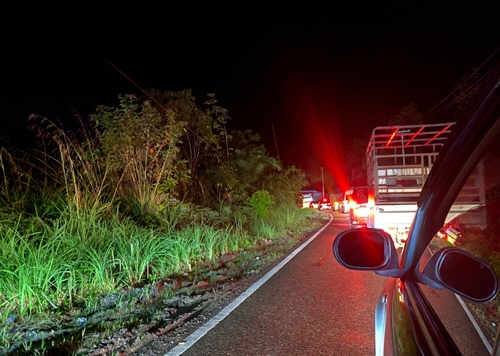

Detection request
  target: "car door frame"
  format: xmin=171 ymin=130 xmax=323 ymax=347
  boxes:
xmin=383 ymin=66 xmax=500 ymax=355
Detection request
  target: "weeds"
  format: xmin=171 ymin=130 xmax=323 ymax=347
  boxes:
xmin=0 ymin=95 xmax=316 ymax=353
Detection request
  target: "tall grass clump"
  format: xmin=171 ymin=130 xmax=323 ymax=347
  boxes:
xmin=245 ymin=188 xmax=318 ymax=240
xmin=27 ymin=112 xmax=109 ymax=218
xmin=112 ymin=226 xmax=172 ymax=286
xmin=0 ymin=223 xmax=81 ymax=316
xmin=269 ymin=204 xmax=317 ymax=236
xmin=165 ymin=223 xmax=256 ymax=272
xmin=0 ymin=205 xmax=268 ymax=322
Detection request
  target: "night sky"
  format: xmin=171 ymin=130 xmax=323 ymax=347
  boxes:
xmin=2 ymin=2 xmax=500 ymax=175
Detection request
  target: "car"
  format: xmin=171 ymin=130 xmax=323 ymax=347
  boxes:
xmin=315 ymin=198 xmax=333 ymax=210
xmin=311 ymin=197 xmax=332 ymax=210
xmin=338 ymin=199 xmax=348 ymax=213
xmin=309 ymin=198 xmax=331 ymax=210
xmin=339 ymin=186 xmax=368 ymax=214
xmin=333 ymin=62 xmax=500 ymax=355
xmin=339 ymin=192 xmax=350 ymax=213
xmin=310 ymin=199 xmax=319 ymax=209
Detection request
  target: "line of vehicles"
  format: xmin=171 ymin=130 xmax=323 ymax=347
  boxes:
xmin=298 ymin=192 xmax=334 ymax=211
xmin=300 ymin=122 xmax=484 ymax=250
xmin=297 ymin=79 xmax=500 ymax=353
xmin=340 ymin=122 xmax=485 ymax=247
xmin=294 ymin=64 xmax=500 ymax=354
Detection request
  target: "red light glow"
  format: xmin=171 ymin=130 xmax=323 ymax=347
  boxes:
xmin=404 ymin=126 xmax=424 ymax=147
xmin=385 ymin=129 xmax=398 ymax=147
xmin=281 ymin=67 xmax=351 ymax=191
xmin=424 ymin=124 xmax=453 ymax=146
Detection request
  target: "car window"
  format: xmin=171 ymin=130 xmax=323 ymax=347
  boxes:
xmin=347 ymin=187 xmax=368 ymax=204
xmin=420 ymin=127 xmax=500 ymax=354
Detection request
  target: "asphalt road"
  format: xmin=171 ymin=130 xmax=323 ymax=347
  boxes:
xmin=166 ymin=212 xmax=387 ymax=356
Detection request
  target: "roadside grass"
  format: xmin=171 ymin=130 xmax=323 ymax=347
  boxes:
xmin=0 ymin=195 xmax=322 ymax=354
xmin=0 ymin=113 xmax=319 ymax=353
xmin=0 ymin=198 xmax=316 ymax=318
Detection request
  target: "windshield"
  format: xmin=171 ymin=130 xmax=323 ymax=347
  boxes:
xmin=346 ymin=187 xmax=368 ymax=204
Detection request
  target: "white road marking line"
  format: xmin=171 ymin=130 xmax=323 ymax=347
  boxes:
xmin=164 ymin=215 xmax=333 ymax=355
xmin=455 ymin=293 xmax=492 ymax=354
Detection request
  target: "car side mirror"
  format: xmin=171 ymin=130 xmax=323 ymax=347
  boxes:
xmin=421 ymin=247 xmax=499 ymax=303
xmin=333 ymin=228 xmax=401 ymax=277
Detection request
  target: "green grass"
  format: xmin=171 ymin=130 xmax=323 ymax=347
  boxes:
xmin=0 ymin=203 xmax=315 ymax=315
xmin=0 ymin=95 xmax=317 ymax=354
xmin=0 ymin=202 xmax=320 ymax=355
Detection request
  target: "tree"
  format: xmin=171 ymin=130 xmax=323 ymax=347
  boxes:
xmin=345 ymin=138 xmax=368 ymax=187
xmin=91 ymin=94 xmax=186 ymax=206
xmin=202 ymin=129 xmax=261 ymax=208
xmin=144 ymin=89 xmax=228 ymax=204
xmin=388 ymin=101 xmax=423 ymax=126
xmin=202 ymin=129 xmax=305 ymax=209
xmin=262 ymin=165 xmax=307 ymax=206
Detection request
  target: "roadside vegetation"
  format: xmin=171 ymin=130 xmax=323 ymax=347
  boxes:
xmin=0 ymin=90 xmax=322 ymax=354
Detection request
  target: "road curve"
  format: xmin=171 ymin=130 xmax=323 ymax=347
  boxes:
xmin=166 ymin=213 xmax=387 ymax=356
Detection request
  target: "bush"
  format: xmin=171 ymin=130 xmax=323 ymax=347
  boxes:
xmin=249 ymin=190 xmax=274 ymax=219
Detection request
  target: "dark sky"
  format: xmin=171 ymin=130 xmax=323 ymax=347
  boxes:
xmin=2 ymin=1 xmax=500 ymax=174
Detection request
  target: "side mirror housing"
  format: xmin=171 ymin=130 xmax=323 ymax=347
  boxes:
xmin=333 ymin=228 xmax=401 ymax=277
xmin=421 ymin=247 xmax=499 ymax=303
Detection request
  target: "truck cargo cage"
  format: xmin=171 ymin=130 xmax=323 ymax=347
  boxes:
xmin=366 ymin=123 xmax=456 ymax=205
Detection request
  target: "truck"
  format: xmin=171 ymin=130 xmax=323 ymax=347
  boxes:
xmin=298 ymin=190 xmax=322 ymax=208
xmin=353 ymin=122 xmax=487 ymax=247
xmin=350 ymin=122 xmax=480 ymax=246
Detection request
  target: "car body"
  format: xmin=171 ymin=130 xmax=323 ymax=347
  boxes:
xmin=311 ymin=197 xmax=333 ymax=210
xmin=339 ymin=186 xmax=369 ymax=214
xmin=333 ymin=62 xmax=500 ymax=355
xmin=310 ymin=200 xmax=319 ymax=209
xmin=339 ymin=191 xmax=350 ymax=213
xmin=339 ymin=191 xmax=351 ymax=213
xmin=347 ymin=187 xmax=370 ymax=228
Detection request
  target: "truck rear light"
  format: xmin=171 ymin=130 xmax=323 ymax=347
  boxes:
xmin=354 ymin=206 xmax=368 ymax=217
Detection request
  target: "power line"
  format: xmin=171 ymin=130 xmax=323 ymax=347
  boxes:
xmin=422 ymin=46 xmax=500 ymax=121
xmin=423 ymin=70 xmax=491 ymax=121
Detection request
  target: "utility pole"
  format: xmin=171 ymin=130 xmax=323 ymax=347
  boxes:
xmin=320 ymin=167 xmax=325 ymax=199
xmin=272 ymin=124 xmax=280 ymax=159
